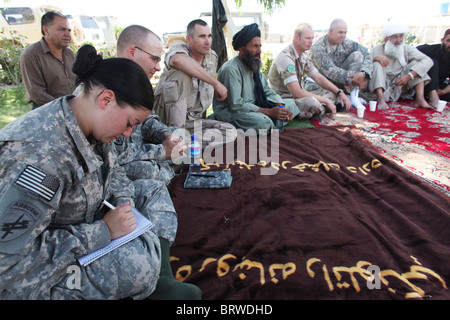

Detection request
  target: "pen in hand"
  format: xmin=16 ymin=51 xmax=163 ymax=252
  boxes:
xmin=102 ymin=200 xmax=136 ymax=239
xmin=103 ymin=199 xmax=116 ymax=210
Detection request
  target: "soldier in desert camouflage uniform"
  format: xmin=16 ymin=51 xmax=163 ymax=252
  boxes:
xmin=153 ymin=19 xmax=237 ymax=148
xmin=269 ymin=23 xmax=352 ymax=118
xmin=0 ymin=45 xmax=200 ymax=300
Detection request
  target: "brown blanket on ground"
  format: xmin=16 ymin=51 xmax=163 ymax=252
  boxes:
xmin=167 ymin=127 xmax=450 ymax=300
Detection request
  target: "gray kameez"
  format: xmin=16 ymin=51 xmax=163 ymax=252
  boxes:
xmin=212 ymin=56 xmax=300 ymax=132
xmin=368 ymin=44 xmax=433 ymax=101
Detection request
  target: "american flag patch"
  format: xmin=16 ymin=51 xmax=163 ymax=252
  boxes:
xmin=16 ymin=165 xmax=60 ymax=201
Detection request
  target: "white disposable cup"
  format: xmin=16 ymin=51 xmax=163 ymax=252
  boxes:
xmin=369 ymin=101 xmax=377 ymax=111
xmin=357 ymin=106 xmax=365 ymax=118
xmin=436 ymin=100 xmax=447 ymax=112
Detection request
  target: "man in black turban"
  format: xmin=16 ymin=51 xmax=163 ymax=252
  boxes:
xmin=210 ymin=23 xmax=300 ymax=134
xmin=232 ymin=23 xmax=261 ymax=51
xmin=232 ymin=23 xmax=272 ymax=108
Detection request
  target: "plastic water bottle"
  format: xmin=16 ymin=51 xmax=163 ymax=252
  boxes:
xmin=189 ymin=135 xmax=201 ymax=172
xmin=276 ymin=105 xmax=284 ymax=132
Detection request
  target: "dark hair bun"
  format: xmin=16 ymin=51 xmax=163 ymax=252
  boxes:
xmin=72 ymin=45 xmax=103 ymax=81
xmin=71 ymin=44 xmax=154 ymax=111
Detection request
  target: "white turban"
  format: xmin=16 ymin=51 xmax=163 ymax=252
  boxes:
xmin=381 ymin=23 xmax=409 ymax=39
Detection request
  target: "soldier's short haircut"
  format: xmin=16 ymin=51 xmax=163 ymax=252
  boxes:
xmin=41 ymin=11 xmax=67 ymax=36
xmin=294 ymin=23 xmax=313 ymax=39
xmin=186 ymin=19 xmax=208 ymax=38
xmin=329 ymin=18 xmax=346 ymax=31
xmin=117 ymin=25 xmax=159 ymax=54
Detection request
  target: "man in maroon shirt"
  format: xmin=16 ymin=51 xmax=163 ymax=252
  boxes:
xmin=19 ymin=12 xmax=76 ymax=109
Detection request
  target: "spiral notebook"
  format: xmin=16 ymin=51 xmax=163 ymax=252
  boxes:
xmin=77 ymin=208 xmax=154 ymax=267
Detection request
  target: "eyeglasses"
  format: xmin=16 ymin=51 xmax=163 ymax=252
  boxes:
xmin=135 ymin=46 xmax=161 ymax=63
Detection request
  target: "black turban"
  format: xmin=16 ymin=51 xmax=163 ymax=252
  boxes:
xmin=445 ymin=28 xmax=450 ymax=38
xmin=232 ymin=23 xmax=261 ymax=50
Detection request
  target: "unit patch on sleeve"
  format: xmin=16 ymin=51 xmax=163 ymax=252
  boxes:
xmin=15 ymin=165 xmax=60 ymax=201
xmin=287 ymin=64 xmax=296 ymax=73
xmin=0 ymin=201 xmax=42 ymax=242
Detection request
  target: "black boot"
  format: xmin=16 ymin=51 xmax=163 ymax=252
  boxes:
xmin=148 ymin=238 xmax=202 ymax=300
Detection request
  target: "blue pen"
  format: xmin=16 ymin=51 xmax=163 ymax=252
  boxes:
xmin=277 ymin=105 xmax=284 ymax=132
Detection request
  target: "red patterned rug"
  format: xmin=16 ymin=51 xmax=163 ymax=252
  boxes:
xmin=311 ymin=100 xmax=450 ymax=196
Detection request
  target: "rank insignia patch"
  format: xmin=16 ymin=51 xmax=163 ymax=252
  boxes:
xmin=15 ymin=165 xmax=60 ymax=201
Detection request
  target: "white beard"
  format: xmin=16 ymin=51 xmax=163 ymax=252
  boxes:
xmin=384 ymin=40 xmax=405 ymax=60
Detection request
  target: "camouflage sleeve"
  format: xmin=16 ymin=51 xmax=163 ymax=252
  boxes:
xmin=357 ymin=43 xmax=374 ymax=77
xmin=164 ymin=43 xmax=190 ymax=69
xmin=272 ymin=53 xmax=298 ymax=86
xmin=310 ymin=44 xmax=353 ymax=85
xmin=141 ymin=144 xmax=167 ymax=162
xmin=0 ymin=157 xmax=111 ymax=290
xmin=140 ymin=115 xmax=172 ymax=144
xmin=115 ymin=117 xmax=170 ymax=164
xmin=103 ymin=143 xmax=135 ymax=206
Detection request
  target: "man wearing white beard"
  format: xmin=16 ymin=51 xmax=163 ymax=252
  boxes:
xmin=369 ymin=23 xmax=433 ymax=110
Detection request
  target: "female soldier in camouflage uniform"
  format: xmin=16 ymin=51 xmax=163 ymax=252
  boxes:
xmin=0 ymin=45 xmax=200 ymax=300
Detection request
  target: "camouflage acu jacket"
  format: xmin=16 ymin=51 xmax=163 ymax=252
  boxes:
xmin=0 ymin=96 xmax=135 ymax=298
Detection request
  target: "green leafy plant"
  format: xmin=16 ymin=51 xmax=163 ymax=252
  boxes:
xmin=261 ymin=49 xmax=273 ymax=77
xmin=0 ymin=32 xmax=26 ymax=85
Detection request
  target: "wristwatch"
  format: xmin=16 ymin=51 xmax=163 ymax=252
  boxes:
xmin=336 ymin=89 xmax=343 ymax=96
xmin=362 ymin=70 xmax=370 ymax=80
xmin=408 ymin=72 xmax=415 ymax=80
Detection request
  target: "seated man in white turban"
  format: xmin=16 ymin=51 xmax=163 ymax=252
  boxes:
xmin=368 ymin=23 xmax=433 ymax=109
